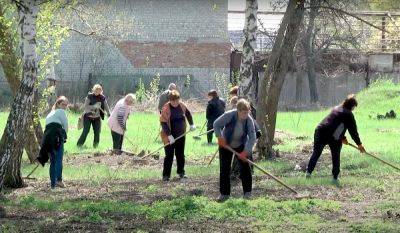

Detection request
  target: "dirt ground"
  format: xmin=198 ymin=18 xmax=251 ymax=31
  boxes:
xmin=1 ymin=151 xmax=399 ymax=232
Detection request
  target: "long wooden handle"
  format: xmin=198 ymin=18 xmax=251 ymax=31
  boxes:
xmin=347 ymin=143 xmax=400 ymax=172
xmin=207 ymin=148 xmax=219 ymax=166
xmin=142 ymin=130 xmax=192 ymax=159
xmin=194 ymin=129 xmax=214 ymax=137
xmin=224 ymin=145 xmax=298 ymax=194
xmin=25 ymin=164 xmax=40 ymax=179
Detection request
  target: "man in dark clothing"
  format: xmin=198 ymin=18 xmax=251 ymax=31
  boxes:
xmin=306 ymin=94 xmax=366 ymax=186
xmin=206 ymin=90 xmax=226 ymax=144
xmin=158 ymin=83 xmax=177 ymax=113
xmin=160 ymin=90 xmax=196 ymax=181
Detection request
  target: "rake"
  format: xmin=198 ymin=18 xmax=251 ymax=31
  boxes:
xmin=223 ymin=145 xmax=304 ymax=197
xmin=207 ymin=148 xmax=219 ymax=166
xmin=347 ymin=143 xmax=400 ymax=172
xmin=193 ymin=129 xmax=214 ymax=140
xmin=141 ymin=130 xmax=195 ymax=159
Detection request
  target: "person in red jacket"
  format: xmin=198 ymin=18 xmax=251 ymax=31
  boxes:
xmin=306 ymin=94 xmax=366 ymax=186
xmin=160 ymin=90 xmax=196 ymax=181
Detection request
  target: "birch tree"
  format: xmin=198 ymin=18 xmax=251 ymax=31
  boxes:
xmin=238 ymin=0 xmax=258 ymax=104
xmin=0 ymin=0 xmax=39 ymax=188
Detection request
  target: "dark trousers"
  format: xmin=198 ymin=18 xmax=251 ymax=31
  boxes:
xmin=163 ymin=136 xmax=186 ymax=178
xmin=77 ymin=116 xmax=101 ymax=147
xmin=219 ymin=145 xmax=252 ymax=195
xmin=307 ymin=129 xmax=342 ymax=179
xmin=111 ymin=131 xmax=124 ymax=150
xmin=49 ymin=143 xmax=63 ymax=188
xmin=207 ymin=123 xmax=214 ymax=144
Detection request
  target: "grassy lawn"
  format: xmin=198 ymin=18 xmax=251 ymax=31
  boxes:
xmin=0 ymin=80 xmax=399 ymax=232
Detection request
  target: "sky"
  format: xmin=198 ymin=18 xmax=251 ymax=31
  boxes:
xmin=228 ymin=0 xmax=284 ymax=31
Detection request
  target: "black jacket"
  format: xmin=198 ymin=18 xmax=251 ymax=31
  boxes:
xmin=37 ymin=123 xmax=67 ymax=166
xmin=206 ymin=97 xmax=226 ymax=125
xmin=87 ymin=93 xmax=107 ymax=120
xmin=317 ymin=106 xmax=362 ymax=145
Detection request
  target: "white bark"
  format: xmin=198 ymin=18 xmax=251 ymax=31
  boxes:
xmin=238 ymin=0 xmax=258 ymax=103
xmin=0 ymin=0 xmax=38 ymax=189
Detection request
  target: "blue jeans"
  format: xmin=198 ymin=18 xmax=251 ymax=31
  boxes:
xmin=49 ymin=143 xmax=64 ymax=188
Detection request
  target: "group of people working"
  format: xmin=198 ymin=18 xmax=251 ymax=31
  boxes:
xmin=38 ymin=82 xmax=365 ymax=202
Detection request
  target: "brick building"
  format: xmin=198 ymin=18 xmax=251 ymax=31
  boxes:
xmin=54 ymin=0 xmax=231 ymax=103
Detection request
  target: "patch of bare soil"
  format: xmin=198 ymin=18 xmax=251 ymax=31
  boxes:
xmin=65 ymin=151 xmax=207 ymax=170
xmin=2 ymin=146 xmax=399 ymax=232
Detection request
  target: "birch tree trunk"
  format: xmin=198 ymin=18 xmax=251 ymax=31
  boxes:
xmin=0 ymin=2 xmax=42 ymax=163
xmin=256 ymin=0 xmax=305 ymax=158
xmin=0 ymin=0 xmax=39 ymax=189
xmin=238 ymin=0 xmax=258 ymax=104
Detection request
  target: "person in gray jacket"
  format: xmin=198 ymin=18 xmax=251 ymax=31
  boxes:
xmin=213 ymin=99 xmax=256 ymax=202
xmin=158 ymin=83 xmax=177 ymax=113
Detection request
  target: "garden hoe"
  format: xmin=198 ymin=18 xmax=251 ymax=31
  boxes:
xmin=347 ymin=143 xmax=400 ymax=172
xmin=142 ymin=130 xmax=194 ymax=159
xmin=193 ymin=129 xmax=214 ymax=140
xmin=224 ymin=145 xmax=310 ymax=199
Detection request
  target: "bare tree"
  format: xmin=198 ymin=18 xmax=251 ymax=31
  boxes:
xmin=256 ymin=0 xmax=306 ymax=158
xmin=303 ymin=0 xmax=319 ymax=103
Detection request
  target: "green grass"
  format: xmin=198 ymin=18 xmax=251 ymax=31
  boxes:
xmin=276 ymin=80 xmax=400 ymax=168
xmin=1 ymin=80 xmax=400 ymax=232
xmin=2 ymin=194 xmax=342 ymax=231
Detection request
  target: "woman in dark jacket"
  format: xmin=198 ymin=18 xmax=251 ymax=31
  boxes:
xmin=206 ymin=90 xmax=226 ymax=144
xmin=77 ymin=84 xmax=110 ymax=148
xmin=160 ymin=90 xmax=196 ymax=181
xmin=306 ymin=94 xmax=366 ymax=186
xmin=213 ymin=99 xmax=256 ymax=202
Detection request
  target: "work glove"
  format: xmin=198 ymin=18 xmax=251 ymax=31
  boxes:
xmin=342 ymin=137 xmax=349 ymax=145
xmin=168 ymin=135 xmax=175 ymax=144
xmin=190 ymin=125 xmax=196 ymax=131
xmin=358 ymin=144 xmax=366 ymax=153
xmin=238 ymin=151 xmax=248 ymax=162
xmin=217 ymin=137 xmax=227 ymax=148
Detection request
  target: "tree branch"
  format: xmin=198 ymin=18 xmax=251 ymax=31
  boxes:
xmin=305 ymin=5 xmax=391 ymax=34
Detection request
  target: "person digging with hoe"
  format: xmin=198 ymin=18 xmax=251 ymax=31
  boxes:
xmin=160 ymin=90 xmax=196 ymax=181
xmin=108 ymin=94 xmax=136 ymax=155
xmin=213 ymin=98 xmax=256 ymax=202
xmin=306 ymin=94 xmax=366 ymax=186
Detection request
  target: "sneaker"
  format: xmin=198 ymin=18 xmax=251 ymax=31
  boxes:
xmin=179 ymin=174 xmax=187 ymax=179
xmin=217 ymin=194 xmax=230 ymax=202
xmin=305 ymin=172 xmax=312 ymax=179
xmin=331 ymin=178 xmax=341 ymax=187
xmin=243 ymin=192 xmax=252 ymax=200
xmin=162 ymin=176 xmax=170 ymax=182
xmin=56 ymin=181 xmax=66 ymax=188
